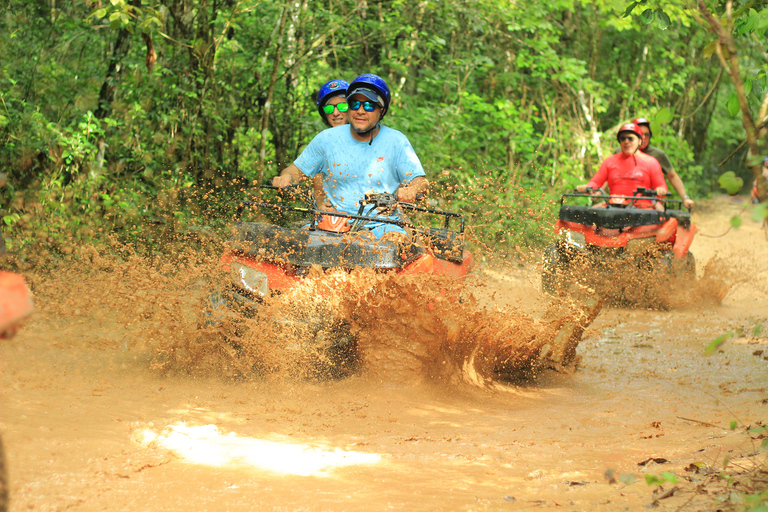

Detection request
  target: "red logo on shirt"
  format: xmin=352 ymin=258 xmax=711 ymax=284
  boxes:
xmin=377 ymin=157 xmax=385 ymax=162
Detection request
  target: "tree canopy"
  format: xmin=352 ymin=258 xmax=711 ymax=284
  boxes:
xmin=0 ymin=0 xmax=765 ymax=254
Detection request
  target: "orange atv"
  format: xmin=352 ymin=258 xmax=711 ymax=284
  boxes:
xmin=542 ymin=187 xmax=696 ymax=304
xmin=207 ymin=184 xmax=473 ymax=377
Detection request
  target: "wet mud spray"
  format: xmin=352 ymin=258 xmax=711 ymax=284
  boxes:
xmin=25 ymin=239 xmax=739 ymax=387
xmin=26 ymin=246 xmax=603 ymax=386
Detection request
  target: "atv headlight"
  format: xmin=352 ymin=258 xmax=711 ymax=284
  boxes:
xmin=563 ymin=230 xmax=586 ymax=249
xmin=231 ymin=262 xmax=269 ymax=297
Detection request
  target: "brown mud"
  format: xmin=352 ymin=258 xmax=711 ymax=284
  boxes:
xmin=1 ymin=195 xmax=767 ymax=511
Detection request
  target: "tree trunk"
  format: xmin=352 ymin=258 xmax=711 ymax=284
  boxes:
xmin=94 ymin=24 xmax=134 ymax=120
xmin=257 ymin=2 xmax=290 ymax=184
xmin=697 ymin=0 xmax=766 ymax=197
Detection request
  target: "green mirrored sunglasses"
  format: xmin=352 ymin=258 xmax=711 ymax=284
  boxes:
xmin=322 ymin=102 xmax=349 ymax=115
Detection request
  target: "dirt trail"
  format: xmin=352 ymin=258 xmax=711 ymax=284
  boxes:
xmin=1 ymin=195 xmax=767 ymax=511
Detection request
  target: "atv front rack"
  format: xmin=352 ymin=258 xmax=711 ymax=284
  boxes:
xmin=237 ymin=185 xmax=465 ymax=233
xmin=559 ymin=190 xmax=691 ymax=230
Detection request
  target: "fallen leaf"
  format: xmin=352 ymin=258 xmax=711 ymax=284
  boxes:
xmin=638 ymin=457 xmax=669 ymax=466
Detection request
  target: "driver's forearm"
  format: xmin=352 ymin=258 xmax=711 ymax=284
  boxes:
xmin=279 ymin=164 xmax=304 ymax=184
xmin=667 ymin=170 xmax=688 ymax=199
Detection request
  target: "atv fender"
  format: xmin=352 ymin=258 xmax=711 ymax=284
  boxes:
xmin=654 ymin=217 xmax=678 ymax=243
xmin=400 ymin=251 xmax=473 ymax=277
xmin=672 ymin=223 xmax=697 ymax=259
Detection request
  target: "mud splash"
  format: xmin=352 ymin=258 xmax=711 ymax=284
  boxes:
xmin=334 ymin=271 xmax=602 ymax=385
xmin=186 ymin=268 xmax=605 ymax=385
xmin=26 ymin=246 xmax=603 ymax=386
xmin=546 ymin=253 xmax=741 ymax=310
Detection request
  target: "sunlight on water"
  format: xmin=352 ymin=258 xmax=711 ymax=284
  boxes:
xmin=135 ymin=422 xmax=382 ymax=476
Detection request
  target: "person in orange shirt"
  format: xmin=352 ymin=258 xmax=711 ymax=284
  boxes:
xmin=577 ymin=123 xmax=667 ymax=211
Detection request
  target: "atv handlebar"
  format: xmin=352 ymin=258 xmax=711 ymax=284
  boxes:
xmin=363 ymin=192 xmax=426 ymax=207
xmin=567 ymin=187 xmax=688 ymax=211
xmin=245 ymin=184 xmax=464 ymax=232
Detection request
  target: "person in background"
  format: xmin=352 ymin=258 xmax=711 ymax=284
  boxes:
xmin=633 ymin=117 xmax=694 ymax=209
xmin=751 ymin=156 xmax=768 ymax=203
xmin=577 ymin=122 xmax=667 ymax=211
xmin=313 ymin=79 xmax=350 ymax=208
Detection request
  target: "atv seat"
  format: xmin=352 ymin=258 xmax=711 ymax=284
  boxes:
xmin=558 ymin=205 xmax=668 ymax=230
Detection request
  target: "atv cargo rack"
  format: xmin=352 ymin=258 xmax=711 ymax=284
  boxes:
xmin=237 ymin=185 xmax=465 ymax=233
xmin=558 ymin=190 xmax=691 ymax=230
xmin=229 ymin=185 xmax=468 ymax=267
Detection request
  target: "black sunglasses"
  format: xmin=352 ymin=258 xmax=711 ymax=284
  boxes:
xmin=619 ymin=135 xmax=638 ymax=143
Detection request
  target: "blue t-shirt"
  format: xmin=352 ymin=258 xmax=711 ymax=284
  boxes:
xmin=294 ymin=124 xmax=425 ymax=236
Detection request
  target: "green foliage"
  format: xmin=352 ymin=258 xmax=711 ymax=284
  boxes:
xmin=718 ymin=171 xmax=744 ymax=195
xmin=640 ymin=0 xmax=768 ymax=196
xmin=752 ymin=202 xmax=768 ymax=222
xmin=644 ymin=471 xmax=677 ymax=486
xmin=705 ymin=332 xmax=735 ymax=355
xmin=0 ymin=0 xmax=756 ymax=256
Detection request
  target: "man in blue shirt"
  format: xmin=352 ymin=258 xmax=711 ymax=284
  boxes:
xmin=272 ymin=74 xmax=428 ymax=240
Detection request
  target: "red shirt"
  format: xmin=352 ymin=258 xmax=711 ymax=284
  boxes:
xmin=587 ymin=152 xmax=666 ymax=207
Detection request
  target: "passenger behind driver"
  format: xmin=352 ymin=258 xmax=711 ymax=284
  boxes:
xmin=577 ymin=122 xmax=667 ymax=211
xmin=632 ymin=117 xmax=694 ymax=209
xmin=313 ymin=79 xmax=350 ymax=209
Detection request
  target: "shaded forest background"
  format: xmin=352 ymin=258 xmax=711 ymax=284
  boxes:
xmin=0 ymin=0 xmax=766 ymax=257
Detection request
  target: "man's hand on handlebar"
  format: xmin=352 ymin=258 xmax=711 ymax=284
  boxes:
xmin=654 ymin=187 xmax=667 ymax=198
xmin=272 ymin=163 xmax=304 ymax=189
xmin=272 ymin=174 xmax=292 ymax=188
xmin=575 ymin=185 xmax=602 ymax=195
xmin=397 ymin=186 xmax=422 ymax=203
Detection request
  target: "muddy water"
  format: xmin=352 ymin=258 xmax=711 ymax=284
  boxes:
xmin=1 ymin=196 xmax=767 ymax=511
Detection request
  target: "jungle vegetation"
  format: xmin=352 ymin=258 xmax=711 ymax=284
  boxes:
xmin=0 ymin=0 xmax=767 ymax=257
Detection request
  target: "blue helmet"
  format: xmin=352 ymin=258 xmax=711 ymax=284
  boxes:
xmin=316 ymin=79 xmax=349 ymax=120
xmin=347 ymin=74 xmax=391 ymax=118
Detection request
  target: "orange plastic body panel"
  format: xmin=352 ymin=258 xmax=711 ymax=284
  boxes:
xmin=0 ymin=271 xmax=34 ymax=338
xmin=673 ymin=224 xmax=697 ymax=259
xmin=555 ymin=218 xmax=696 ymax=259
xmin=317 ymin=214 xmax=351 ymax=233
xmin=222 ymin=245 xmax=473 ymax=294
xmin=221 ymin=251 xmax=301 ymax=292
xmin=556 ymin=219 xmax=662 ymax=248
xmin=654 ymin=218 xmax=678 ymax=243
xmin=400 ymin=251 xmax=474 ymax=277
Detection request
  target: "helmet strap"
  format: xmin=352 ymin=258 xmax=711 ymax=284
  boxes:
xmin=356 ymin=123 xmax=380 ymax=145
